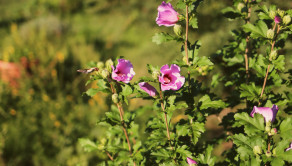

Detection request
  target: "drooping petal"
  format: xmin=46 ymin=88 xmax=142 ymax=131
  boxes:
xmin=138 ymin=82 xmax=158 ymax=97
xmin=187 ymin=157 xmax=198 ymax=165
xmin=250 ymin=104 xmax=278 ymax=123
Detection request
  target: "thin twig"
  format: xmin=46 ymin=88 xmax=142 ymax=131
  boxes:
xmin=108 ymin=78 xmax=135 ymax=166
xmin=244 ymin=0 xmax=251 ymax=108
xmin=106 ymin=151 xmax=114 ymax=161
xmin=258 ymin=24 xmax=280 ymax=105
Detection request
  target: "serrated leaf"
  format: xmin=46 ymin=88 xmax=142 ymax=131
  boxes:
xmin=85 ymin=88 xmax=100 ymax=97
xmin=234 ymin=113 xmax=265 ymax=135
xmin=191 ymin=122 xmax=205 ymax=144
xmin=199 ymin=95 xmax=225 ymax=110
xmin=78 ymin=138 xmax=99 ymax=152
xmin=222 ymin=7 xmax=242 ymax=19
xmin=193 ymin=56 xmax=214 ymax=67
xmin=152 ymin=32 xmax=175 ymax=45
xmin=279 ymin=118 xmax=292 ymax=139
xmin=239 ymin=83 xmax=261 ymax=102
xmin=189 ymin=17 xmax=198 ymax=29
xmin=243 ymin=21 xmax=268 ymax=38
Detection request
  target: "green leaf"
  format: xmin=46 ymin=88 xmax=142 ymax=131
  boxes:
xmin=189 ymin=17 xmax=198 ymax=29
xmin=239 ymin=83 xmax=261 ymax=102
xmin=197 ymin=145 xmax=216 ymax=166
xmin=78 ymin=138 xmax=99 ymax=152
xmin=191 ymin=122 xmax=205 ymax=144
xmin=199 ymin=95 xmax=225 ymax=110
xmin=272 ymin=55 xmax=285 ymax=71
xmin=270 ymin=158 xmax=285 ymax=166
xmin=222 ymin=7 xmax=241 ymax=19
xmin=234 ymin=113 xmax=265 ymax=135
xmin=243 ymin=21 xmax=268 ymax=38
xmin=152 ymin=32 xmax=175 ymax=45
xmin=193 ymin=56 xmax=214 ymax=67
xmin=279 ymin=118 xmax=292 ymax=139
xmin=176 ymin=145 xmax=192 ymax=158
xmin=121 ymin=84 xmax=133 ymax=96
xmin=85 ymin=88 xmax=100 ymax=97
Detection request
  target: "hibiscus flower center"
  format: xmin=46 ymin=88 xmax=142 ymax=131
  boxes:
xmin=163 ymin=75 xmax=171 ymax=84
xmin=116 ymin=70 xmax=124 ymax=76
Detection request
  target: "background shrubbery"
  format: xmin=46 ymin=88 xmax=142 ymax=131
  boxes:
xmin=0 ymin=0 xmax=291 ymax=165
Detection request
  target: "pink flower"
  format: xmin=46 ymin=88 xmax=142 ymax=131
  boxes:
xmin=250 ymin=104 xmax=278 ymax=123
xmin=138 ymin=82 xmax=158 ymax=97
xmin=111 ymin=59 xmax=135 ymax=83
xmin=286 ymin=143 xmax=292 ymax=152
xmin=156 ymin=1 xmax=179 ymax=27
xmin=187 ymin=157 xmax=198 ymax=165
xmin=159 ymin=64 xmax=185 ymax=91
xmin=274 ymin=16 xmax=281 ymax=24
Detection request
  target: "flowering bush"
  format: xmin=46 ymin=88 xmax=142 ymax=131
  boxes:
xmin=79 ymin=0 xmax=292 ymax=165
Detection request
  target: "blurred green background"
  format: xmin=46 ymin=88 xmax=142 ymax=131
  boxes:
xmin=0 ymin=0 xmax=291 ymax=165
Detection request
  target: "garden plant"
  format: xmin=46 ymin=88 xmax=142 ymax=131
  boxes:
xmin=79 ymin=0 xmax=292 ymax=165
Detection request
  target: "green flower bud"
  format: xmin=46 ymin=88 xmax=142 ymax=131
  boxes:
xmin=265 ymin=122 xmax=271 ymax=133
xmin=237 ymin=3 xmax=245 ymax=12
xmin=173 ymin=24 xmax=182 ymax=36
xmin=97 ymin=62 xmax=104 ymax=69
xmin=268 ymin=128 xmax=277 ymax=136
xmin=105 ymin=59 xmax=114 ymax=72
xmin=277 ymin=9 xmax=285 ymax=18
xmin=283 ymin=15 xmax=291 ymax=25
xmin=269 ymin=11 xmax=276 ymax=19
xmin=112 ymin=93 xmax=119 ymax=104
xmin=266 ymin=151 xmax=272 ymax=158
xmin=253 ymin=146 xmax=262 ymax=155
xmin=266 ymin=29 xmax=274 ymax=39
xmin=152 ymin=70 xmax=160 ymax=80
xmin=101 ymin=69 xmax=110 ymax=79
xmin=269 ymin=50 xmax=278 ymax=61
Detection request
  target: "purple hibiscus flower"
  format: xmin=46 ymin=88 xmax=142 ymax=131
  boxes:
xmin=250 ymin=104 xmax=279 ymax=123
xmin=159 ymin=64 xmax=185 ymax=91
xmin=138 ymin=82 xmax=158 ymax=97
xmin=156 ymin=1 xmax=179 ymax=27
xmin=187 ymin=157 xmax=198 ymax=165
xmin=111 ymin=59 xmax=135 ymax=83
xmin=274 ymin=16 xmax=281 ymax=24
xmin=286 ymin=143 xmax=292 ymax=152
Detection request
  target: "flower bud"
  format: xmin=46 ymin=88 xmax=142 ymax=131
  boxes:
xmin=97 ymin=62 xmax=104 ymax=69
xmin=173 ymin=24 xmax=182 ymax=36
xmin=265 ymin=151 xmax=272 ymax=158
xmin=253 ymin=146 xmax=262 ymax=155
xmin=265 ymin=122 xmax=271 ymax=133
xmin=105 ymin=59 xmax=114 ymax=71
xmin=266 ymin=29 xmax=274 ymax=39
xmin=237 ymin=3 xmax=245 ymax=12
xmin=269 ymin=11 xmax=276 ymax=19
xmin=152 ymin=70 xmax=160 ymax=80
xmin=283 ymin=15 xmax=291 ymax=25
xmin=277 ymin=9 xmax=285 ymax=18
xmin=274 ymin=16 xmax=281 ymax=24
xmin=269 ymin=50 xmax=278 ymax=61
xmin=269 ymin=128 xmax=277 ymax=136
xmin=101 ymin=69 xmax=109 ymax=79
xmin=112 ymin=93 xmax=119 ymax=104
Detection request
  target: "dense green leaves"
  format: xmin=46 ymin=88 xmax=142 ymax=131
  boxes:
xmin=234 ymin=113 xmax=265 ymax=135
xmin=199 ymin=95 xmax=225 ymax=110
